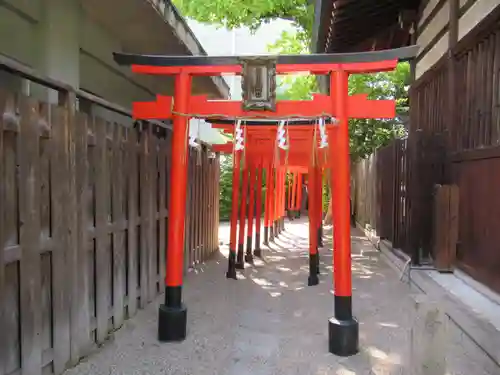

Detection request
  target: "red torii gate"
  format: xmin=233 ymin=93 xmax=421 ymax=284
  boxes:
xmin=113 ymin=45 xmax=417 ymax=357
xmin=212 ymin=122 xmax=332 ymax=283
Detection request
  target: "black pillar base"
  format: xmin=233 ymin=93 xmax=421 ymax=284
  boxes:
xmin=316 ymin=252 xmax=320 ymax=274
xmin=317 ymin=227 xmax=323 ymax=248
xmin=328 ymin=317 xmax=359 ymax=356
xmin=308 ymin=273 xmax=319 ymax=286
xmin=158 ymin=286 xmax=187 ymax=342
xmin=308 ymin=253 xmax=319 ymax=286
xmin=263 ymin=227 xmax=269 ymax=245
xmin=226 ymin=251 xmax=237 ymax=279
xmin=270 ymin=226 xmax=275 ymax=242
xmin=236 ymin=244 xmax=245 ymax=269
xmin=254 ymin=233 xmax=261 ymax=256
xmin=245 ymin=236 xmax=254 ymax=263
xmin=281 ymin=217 xmax=285 ymax=231
xmin=158 ymin=304 xmax=187 ymax=342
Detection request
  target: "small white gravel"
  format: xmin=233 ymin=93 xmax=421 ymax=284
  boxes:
xmin=64 ymin=220 xmax=499 ymax=375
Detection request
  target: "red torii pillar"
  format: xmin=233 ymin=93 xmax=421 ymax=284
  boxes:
xmin=269 ymin=168 xmax=276 ymax=242
xmin=289 ymin=172 xmax=298 ymax=219
xmin=328 ymin=70 xmax=357 ymax=356
xmin=115 ymin=48 xmax=413 ymax=354
xmin=316 ymin=166 xmax=324 ymax=248
xmin=280 ymin=168 xmax=285 ymax=232
xmin=296 ymin=173 xmax=303 ymax=217
xmin=246 ymin=165 xmax=256 ymax=263
xmin=263 ymin=163 xmax=272 ymax=246
xmin=158 ymin=72 xmax=190 ymax=342
xmin=307 ymin=165 xmax=319 ymax=285
xmin=237 ymin=164 xmax=249 ymax=269
xmin=254 ymin=163 xmax=264 ymax=257
xmin=277 ymin=168 xmax=284 ymax=233
xmin=227 ymin=150 xmax=242 ymax=280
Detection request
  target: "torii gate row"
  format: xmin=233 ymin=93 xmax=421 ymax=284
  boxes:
xmin=113 ymin=45 xmax=418 ymax=357
xmin=212 ymin=124 xmax=338 ymax=285
xmin=212 ymin=140 xmax=328 ymax=287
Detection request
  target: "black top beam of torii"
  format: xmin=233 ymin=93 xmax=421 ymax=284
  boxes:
xmin=203 ymin=118 xmax=339 ymax=126
xmin=113 ymin=45 xmax=419 ymax=67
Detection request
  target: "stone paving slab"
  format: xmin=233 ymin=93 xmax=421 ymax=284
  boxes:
xmin=64 ymin=219 xmax=499 ymax=375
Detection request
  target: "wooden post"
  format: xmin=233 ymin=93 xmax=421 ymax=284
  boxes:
xmin=0 ymin=90 xmax=6 ymax=375
xmin=308 ymin=167 xmax=319 ymax=286
xmin=237 ymin=166 xmax=248 ymax=268
xmin=410 ymin=295 xmax=448 ymax=375
xmin=19 ymin=96 xmax=43 ymax=375
xmin=227 ymin=150 xmax=241 ymax=279
xmin=246 ymin=164 xmax=256 ymax=263
xmin=263 ymin=164 xmax=271 ymax=245
xmin=95 ymin=117 xmax=111 ymax=341
xmin=296 ymin=173 xmax=303 ymax=217
xmin=328 ymin=70 xmax=359 ymax=356
xmin=158 ymin=72 xmax=191 ymax=342
xmin=254 ymin=163 xmax=263 ymax=257
xmin=269 ymin=167 xmax=275 ymax=242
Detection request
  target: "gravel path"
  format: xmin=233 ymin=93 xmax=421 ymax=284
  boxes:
xmin=64 ymin=219 xmax=499 ymax=375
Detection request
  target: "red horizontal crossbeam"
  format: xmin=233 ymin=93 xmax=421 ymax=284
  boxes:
xmin=131 ymin=60 xmax=397 ymax=76
xmin=215 ymin=124 xmax=338 ymax=132
xmin=212 ymin=140 xmax=328 ymax=157
xmin=133 ymin=95 xmax=172 ymax=119
xmin=189 ymin=94 xmax=394 ymax=119
xmin=132 ymin=94 xmax=395 ymax=120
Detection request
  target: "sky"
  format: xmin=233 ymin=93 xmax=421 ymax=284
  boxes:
xmin=187 ymin=19 xmax=295 ymax=99
xmin=187 ymin=18 xmax=296 ymax=144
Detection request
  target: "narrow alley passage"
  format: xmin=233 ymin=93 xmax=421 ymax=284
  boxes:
xmin=63 ymin=220 xmax=498 ymax=375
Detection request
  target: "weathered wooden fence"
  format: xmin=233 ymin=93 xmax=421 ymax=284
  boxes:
xmin=0 ymin=61 xmax=220 ymax=375
xmin=352 ymin=139 xmax=408 ymax=249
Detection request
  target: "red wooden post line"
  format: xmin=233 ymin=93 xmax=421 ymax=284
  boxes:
xmin=132 ymin=93 xmax=395 ymax=120
xmin=296 ymin=173 xmax=303 ymax=213
xmin=237 ymin=166 xmax=249 ymax=268
xmin=125 ymin=51 xmax=405 ymax=353
xmin=227 ymin=151 xmax=241 ymax=280
xmin=254 ymin=163 xmax=263 ymax=257
xmin=316 ymin=166 xmax=324 ymax=248
xmin=246 ymin=165 xmax=256 ymax=262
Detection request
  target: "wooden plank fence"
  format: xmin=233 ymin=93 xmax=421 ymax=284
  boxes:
xmin=352 ymin=139 xmax=409 ymax=250
xmin=0 ymin=63 xmax=220 ymax=375
xmin=353 ymin=10 xmax=500 ymax=293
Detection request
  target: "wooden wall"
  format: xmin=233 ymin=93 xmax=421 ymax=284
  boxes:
xmin=0 ymin=85 xmax=220 ymax=375
xmin=409 ymin=3 xmax=500 ymax=291
xmin=415 ymin=0 xmax=499 ymax=79
xmin=352 ymin=139 xmax=408 ymax=250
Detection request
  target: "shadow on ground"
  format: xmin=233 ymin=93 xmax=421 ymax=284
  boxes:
xmin=64 ymin=219 xmax=499 ymax=375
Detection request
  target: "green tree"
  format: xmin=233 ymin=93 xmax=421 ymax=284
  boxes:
xmin=268 ymin=29 xmax=410 ymax=161
xmin=218 ymin=154 xmax=234 ymax=220
xmin=173 ymin=0 xmax=410 ymax=216
xmin=173 ymin=0 xmax=313 ymax=36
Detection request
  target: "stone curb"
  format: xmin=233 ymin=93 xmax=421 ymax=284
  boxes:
xmin=355 ymin=222 xmax=500 ymax=368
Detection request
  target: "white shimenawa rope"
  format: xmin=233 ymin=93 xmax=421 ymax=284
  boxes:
xmin=234 ymin=119 xmax=245 ymax=151
xmin=318 ymin=117 xmax=328 ymax=149
xmin=277 ymin=120 xmax=289 ymax=150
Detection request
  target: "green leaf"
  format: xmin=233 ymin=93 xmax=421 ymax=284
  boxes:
xmin=173 ymin=0 xmax=410 ymax=213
